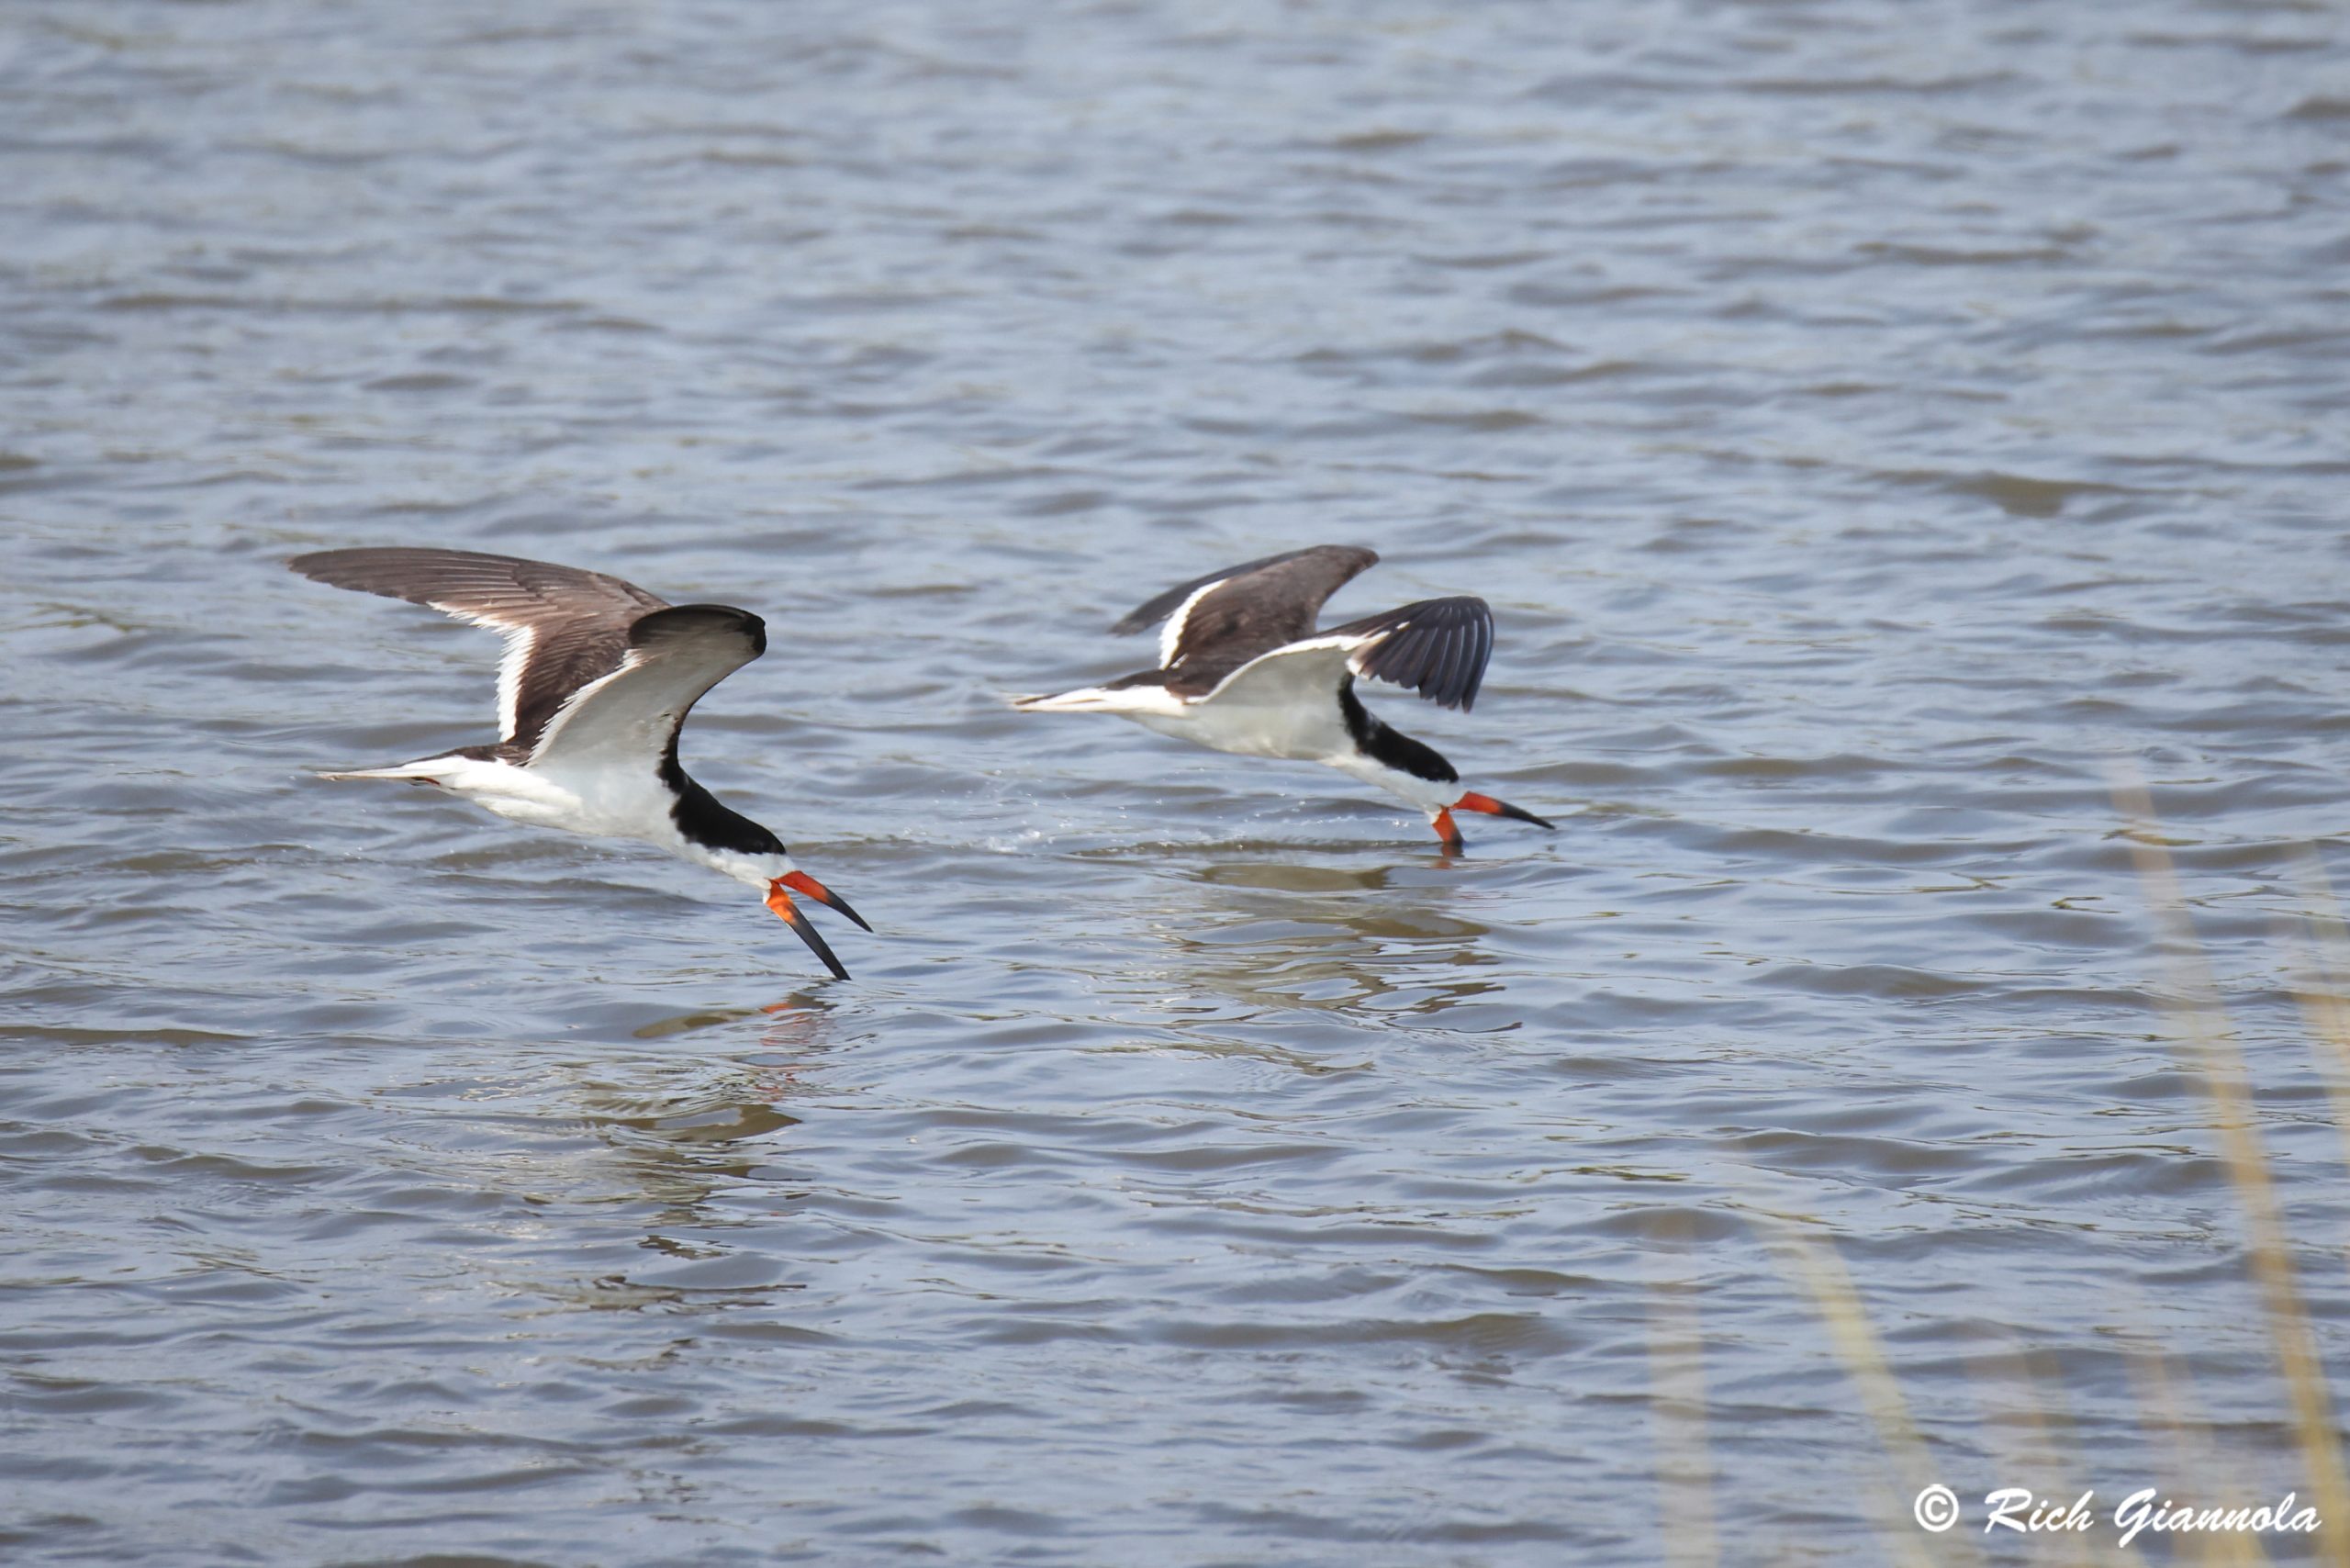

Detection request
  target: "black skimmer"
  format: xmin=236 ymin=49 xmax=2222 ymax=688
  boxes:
xmin=289 ymin=546 xmax=870 ymax=980
xmin=1013 ymin=544 xmax=1553 ymax=852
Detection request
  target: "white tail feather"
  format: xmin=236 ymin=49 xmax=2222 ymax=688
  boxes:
xmin=1010 ymin=685 xmax=1188 ymax=715
xmin=1012 ymin=687 xmax=1117 ymax=712
xmin=314 ymin=760 xmax=452 ymax=782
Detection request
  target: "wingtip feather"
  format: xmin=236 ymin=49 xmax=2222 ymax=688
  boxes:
xmin=1338 ymin=595 xmax=1496 ymax=710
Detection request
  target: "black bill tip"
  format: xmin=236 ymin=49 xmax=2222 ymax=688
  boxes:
xmin=767 ymin=885 xmax=852 ymax=980
xmin=781 ymin=870 xmax=873 ymax=934
xmin=1458 ymin=791 xmax=1555 ymax=830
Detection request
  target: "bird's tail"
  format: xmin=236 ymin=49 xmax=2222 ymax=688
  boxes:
xmin=314 ymin=758 xmax=452 ymax=784
xmin=1010 ymin=686 xmax=1152 ymax=713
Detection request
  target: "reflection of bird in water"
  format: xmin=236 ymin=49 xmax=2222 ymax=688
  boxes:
xmin=575 ymin=998 xmax=844 ymax=1222
xmin=1015 ymin=545 xmax=1554 ymax=852
xmin=573 ymin=1076 xmax=807 ymax=1249
xmin=1123 ymin=855 xmax=1509 ymax=1028
xmin=748 ymin=997 xmax=838 ymax=1094
xmin=629 ymin=995 xmax=834 ymax=1039
xmin=632 ymin=994 xmax=835 ymax=1094
xmin=289 ymin=546 xmax=869 ymax=980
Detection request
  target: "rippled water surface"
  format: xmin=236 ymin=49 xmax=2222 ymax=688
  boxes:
xmin=7 ymin=2 xmax=2350 ymax=1562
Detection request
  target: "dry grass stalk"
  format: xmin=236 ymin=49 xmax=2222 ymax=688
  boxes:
xmin=1762 ymin=1210 xmax=1970 ymax=1568
xmin=1972 ymin=1339 xmax=2098 ymax=1568
xmin=1645 ymin=1217 xmax=1719 ymax=1568
xmin=2287 ymin=853 xmax=2350 ymax=1198
xmin=2111 ymin=770 xmax=2350 ymax=1565
xmin=2119 ymin=1324 xmax=2267 ymax=1568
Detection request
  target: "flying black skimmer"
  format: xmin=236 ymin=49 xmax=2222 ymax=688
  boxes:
xmin=289 ymin=546 xmax=869 ymax=979
xmin=1013 ymin=544 xmax=1553 ymax=852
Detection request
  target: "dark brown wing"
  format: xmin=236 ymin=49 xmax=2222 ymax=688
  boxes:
xmin=1112 ymin=544 xmax=1380 ymax=690
xmin=288 ymin=547 xmax=670 ymax=750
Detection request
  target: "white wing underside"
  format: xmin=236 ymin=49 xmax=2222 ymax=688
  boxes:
xmin=527 ymin=635 xmax=756 ymax=770
xmin=1125 ymin=638 xmax=1364 ymax=761
xmin=1195 ymin=633 xmax=1378 ymax=706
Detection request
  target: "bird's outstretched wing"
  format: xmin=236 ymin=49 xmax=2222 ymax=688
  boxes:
xmin=1325 ymin=596 xmax=1494 ymax=711
xmin=1112 ymin=544 xmax=1380 ymax=693
xmin=1203 ymin=596 xmax=1496 ymax=711
xmin=289 ymin=547 xmax=670 ymax=751
xmin=527 ymin=604 xmax=768 ymax=770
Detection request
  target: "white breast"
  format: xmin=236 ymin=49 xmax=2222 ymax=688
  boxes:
xmin=528 ymin=756 xmax=688 ymax=843
xmin=1134 ymin=691 xmax=1349 ymax=762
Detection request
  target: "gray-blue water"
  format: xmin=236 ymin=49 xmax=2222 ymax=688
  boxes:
xmin=6 ymin=2 xmax=2350 ymax=1562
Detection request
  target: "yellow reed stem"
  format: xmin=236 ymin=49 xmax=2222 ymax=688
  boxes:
xmin=2112 ymin=770 xmax=2350 ymax=1567
xmin=1763 ymin=1211 xmax=1973 ymax=1568
xmin=1644 ymin=1222 xmax=1719 ymax=1568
